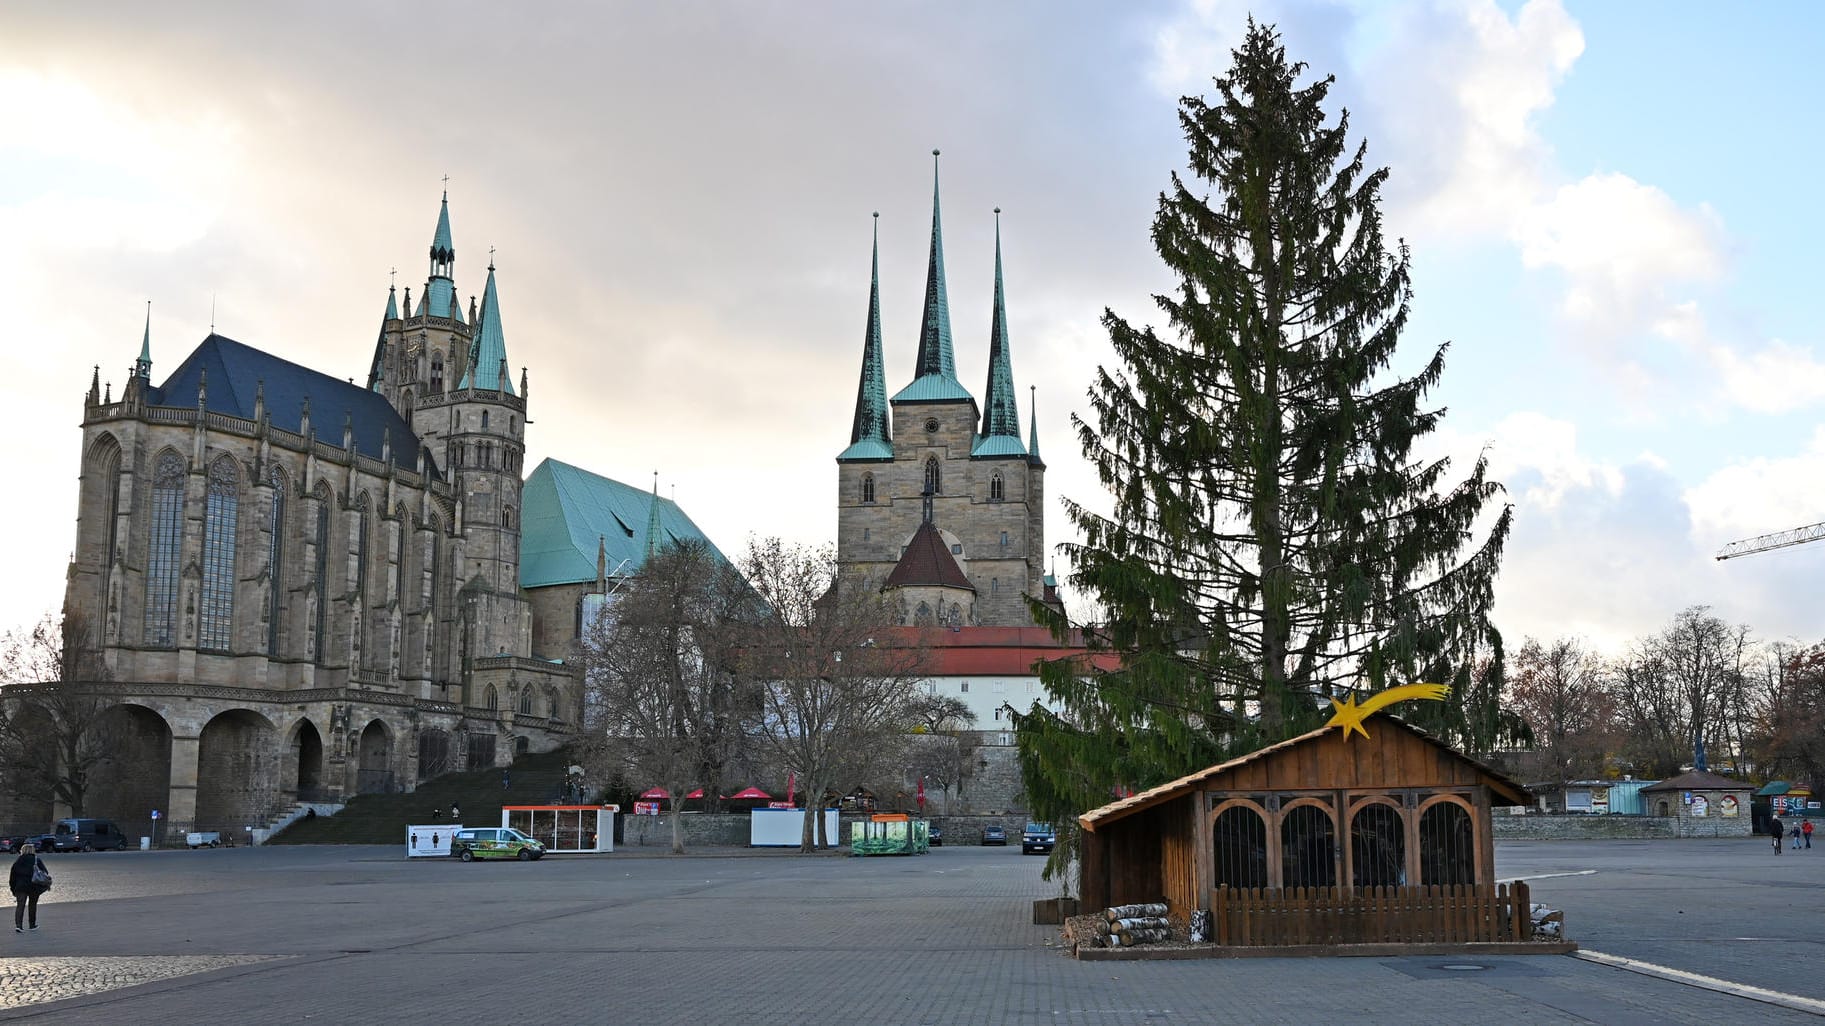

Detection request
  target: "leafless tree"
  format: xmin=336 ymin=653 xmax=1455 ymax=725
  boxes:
xmin=904 ymin=694 xmax=979 ymax=815
xmin=734 ymin=538 xmax=932 ymax=853
xmin=576 ymin=540 xmax=754 ymax=854
xmin=1612 ymin=606 xmax=1751 ymax=777
xmin=1507 ymin=637 xmax=1614 ymax=791
xmin=0 ymin=611 xmax=122 ymax=816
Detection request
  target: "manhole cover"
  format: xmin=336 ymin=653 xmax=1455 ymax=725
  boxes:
xmin=1438 ymin=963 xmax=1488 ymax=972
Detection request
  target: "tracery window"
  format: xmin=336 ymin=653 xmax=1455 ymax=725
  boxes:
xmin=990 ymin=472 xmax=1004 ymax=501
xmin=483 ymin=684 xmax=499 ymax=710
xmin=144 ymin=452 xmax=186 ymax=647
xmin=267 ymin=466 xmax=287 ymax=656
xmin=924 ymin=457 xmax=941 ymax=495
xmin=198 ymin=457 xmax=240 ymax=651
xmin=518 ymin=688 xmax=534 ymax=715
xmin=354 ymin=495 xmax=371 ymax=598
xmin=313 ymin=487 xmax=331 ymax=659
xmin=430 ymin=353 xmax=444 ymax=393
xmin=861 ymin=473 xmax=875 ymax=504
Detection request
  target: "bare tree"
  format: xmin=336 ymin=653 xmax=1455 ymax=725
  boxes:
xmin=1507 ymin=637 xmax=1613 ymax=792
xmin=735 ymin=539 xmax=932 ymax=853
xmin=0 ymin=611 xmax=121 ymax=816
xmin=1612 ymin=607 xmax=1750 ymax=777
xmin=576 ymin=541 xmax=753 ymax=854
xmin=904 ymin=694 xmax=979 ymax=815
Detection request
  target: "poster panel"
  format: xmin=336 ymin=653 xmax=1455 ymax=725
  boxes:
xmin=407 ymin=824 xmax=459 ymax=858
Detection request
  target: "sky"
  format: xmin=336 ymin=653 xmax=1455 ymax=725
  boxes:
xmin=4 ymin=1 xmax=1824 ymax=657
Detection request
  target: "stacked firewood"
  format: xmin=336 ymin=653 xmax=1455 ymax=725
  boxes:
xmin=1529 ymin=903 xmax=1565 ymax=940
xmin=1094 ymin=902 xmax=1171 ymax=947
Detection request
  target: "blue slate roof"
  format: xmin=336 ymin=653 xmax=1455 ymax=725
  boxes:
xmin=151 ymin=334 xmax=433 ymax=477
xmin=519 ymin=458 xmax=728 ymax=589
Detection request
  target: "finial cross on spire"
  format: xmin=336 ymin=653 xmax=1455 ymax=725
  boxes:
xmin=442 ymin=174 xmax=449 ymax=187
xmin=489 ymin=245 xmax=496 ymax=269
xmin=389 ymin=267 xmax=397 ymax=288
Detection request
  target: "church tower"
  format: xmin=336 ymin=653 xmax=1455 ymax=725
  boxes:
xmin=835 ymin=153 xmax=1048 ymax=626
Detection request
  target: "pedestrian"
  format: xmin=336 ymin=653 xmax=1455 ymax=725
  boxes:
xmin=501 ymin=770 xmax=510 ymax=790
xmin=1771 ymin=814 xmax=1785 ymax=854
xmin=449 ymin=803 xmax=460 ymax=822
xmin=9 ymin=841 xmax=48 ymax=933
xmin=1805 ymin=819 xmax=1815 ymax=850
xmin=431 ymin=807 xmax=442 ymax=821
xmin=1794 ymin=821 xmax=1805 ymax=847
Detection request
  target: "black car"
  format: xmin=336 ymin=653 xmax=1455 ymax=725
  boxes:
xmin=1022 ymin=821 xmax=1056 ymax=856
xmin=48 ymin=818 xmax=131 ymax=852
xmin=929 ymin=825 xmax=943 ymax=847
xmin=981 ymin=825 xmax=1007 ymax=846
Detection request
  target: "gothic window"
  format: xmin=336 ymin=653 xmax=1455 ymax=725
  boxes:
xmin=924 ymin=457 xmax=941 ymax=495
xmin=394 ymin=503 xmax=409 ymax=601
xmin=430 ymin=353 xmax=444 ymax=393
xmin=313 ymin=486 xmax=332 ymax=659
xmin=401 ymin=390 xmax=414 ymax=419
xmin=861 ymin=473 xmax=875 ymax=504
xmin=518 ymin=688 xmax=534 ymax=715
xmin=143 ymin=451 xmax=186 ymax=647
xmin=483 ymin=684 xmax=498 ymax=710
xmin=198 ymin=456 xmax=240 ymax=651
xmin=267 ymin=466 xmax=287 ymax=656
xmin=991 ymin=578 xmax=998 ymax=593
xmin=990 ymin=473 xmax=1004 ymax=501
xmin=481 ymin=411 xmax=489 ymax=431
xmin=354 ymin=495 xmax=371 ymax=599
xmin=1000 ymin=530 xmax=1009 ymax=548
xmin=502 ymin=507 xmax=514 ymax=530
xmin=88 ymin=436 xmax=122 ymax=578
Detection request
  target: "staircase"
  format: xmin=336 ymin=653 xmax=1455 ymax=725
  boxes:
xmin=270 ymin=749 xmax=572 ymax=845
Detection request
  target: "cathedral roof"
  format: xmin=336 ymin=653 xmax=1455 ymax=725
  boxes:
xmin=883 ymin=521 xmax=975 ymax=592
xmin=457 ymin=264 xmax=513 ymax=393
xmin=151 ymin=334 xmax=431 ymax=476
xmin=519 ymin=458 xmax=728 ymax=589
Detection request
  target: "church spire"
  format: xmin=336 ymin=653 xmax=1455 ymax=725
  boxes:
xmin=645 ymin=471 xmax=663 ymax=561
xmin=1027 ymin=385 xmax=1044 ymax=467
xmin=456 ymin=257 xmax=514 ymax=394
xmin=425 ymin=190 xmax=457 ymax=318
xmin=838 ymin=212 xmax=892 ymax=462
xmin=367 ymin=282 xmax=396 ymax=391
xmin=979 ymin=207 xmax=1022 ymax=443
xmin=892 ymin=150 xmax=972 ymax=403
xmin=134 ymin=301 xmax=152 ymax=381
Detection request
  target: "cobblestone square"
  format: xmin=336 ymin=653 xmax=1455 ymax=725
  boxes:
xmin=1 ymin=839 xmax=1820 ymax=1024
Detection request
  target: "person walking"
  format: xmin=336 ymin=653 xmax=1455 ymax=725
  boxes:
xmin=1805 ymin=819 xmax=1814 ymax=849
xmin=9 ymin=842 xmax=48 ymax=933
xmin=1794 ymin=820 xmax=1805 ymax=849
xmin=1771 ymin=814 xmax=1785 ymax=854
xmin=449 ymin=802 xmax=460 ymax=823
xmin=501 ymin=770 xmax=510 ymax=790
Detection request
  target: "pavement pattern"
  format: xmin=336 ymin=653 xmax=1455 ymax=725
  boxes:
xmin=0 ymin=837 xmax=1817 ymax=1024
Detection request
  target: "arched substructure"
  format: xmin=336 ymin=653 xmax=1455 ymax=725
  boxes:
xmin=0 ymin=702 xmax=58 ymax=833
xmin=87 ymin=703 xmax=174 ymax=841
xmin=195 ymin=709 xmax=280 ymax=833
xmin=281 ymin=719 xmax=326 ymax=801
xmin=356 ymin=719 xmax=395 ymax=794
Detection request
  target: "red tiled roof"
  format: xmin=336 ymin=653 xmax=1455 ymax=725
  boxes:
xmin=865 ymin=625 xmax=1121 ymax=675
xmin=883 ymin=521 xmax=974 ymax=591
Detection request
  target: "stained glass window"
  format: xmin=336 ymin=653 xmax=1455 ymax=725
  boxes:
xmin=267 ymin=466 xmax=286 ymax=655
xmin=198 ymin=457 xmax=240 ymax=651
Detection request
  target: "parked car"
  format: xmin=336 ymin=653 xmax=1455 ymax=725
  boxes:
xmin=928 ymin=825 xmax=943 ymax=847
xmin=451 ymin=827 xmax=546 ymax=862
xmin=981 ymin=825 xmax=1007 ymax=846
xmin=1022 ymin=821 xmax=1056 ymax=856
xmin=49 ymin=818 xmax=131 ymax=852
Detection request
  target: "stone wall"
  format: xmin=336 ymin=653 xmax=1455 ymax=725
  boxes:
xmin=612 ymin=811 xmax=1043 ymax=849
xmin=1491 ymin=814 xmax=1754 ymax=840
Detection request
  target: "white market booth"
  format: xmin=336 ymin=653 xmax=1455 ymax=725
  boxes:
xmin=501 ymin=805 xmax=618 ymax=853
xmin=750 ymin=808 xmax=839 ymax=847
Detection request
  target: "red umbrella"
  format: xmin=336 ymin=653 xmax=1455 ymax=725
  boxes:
xmin=639 ymin=787 xmax=670 ymax=800
xmin=723 ymin=786 xmax=773 ymax=800
xmin=686 ymin=788 xmax=705 ymax=799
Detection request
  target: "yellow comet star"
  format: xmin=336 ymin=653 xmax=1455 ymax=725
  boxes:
xmin=1325 ymin=682 xmax=1451 ymax=740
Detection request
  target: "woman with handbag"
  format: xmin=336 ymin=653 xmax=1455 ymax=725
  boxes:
xmin=9 ymin=841 xmax=49 ymax=933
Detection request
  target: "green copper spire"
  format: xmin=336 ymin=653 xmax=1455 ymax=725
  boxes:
xmin=839 ymin=212 xmax=893 ymax=462
xmin=384 ymin=280 xmax=398 ymax=321
xmin=893 ymin=150 xmax=972 ymax=403
xmin=457 ymin=258 xmax=514 ymax=394
xmin=978 ymin=207 xmax=1023 ymax=444
xmin=134 ymin=301 xmax=152 ymax=380
xmin=425 ymin=191 xmax=457 ymax=318
xmin=1028 ymin=385 xmax=1044 ymax=467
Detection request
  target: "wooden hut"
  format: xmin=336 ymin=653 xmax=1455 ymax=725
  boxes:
xmin=1077 ymin=715 xmax=1544 ymax=951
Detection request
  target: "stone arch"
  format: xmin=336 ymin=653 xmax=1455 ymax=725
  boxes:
xmin=355 ymin=719 xmax=394 ymax=793
xmin=80 ymin=433 xmax=124 ymax=627
xmin=417 ymin=726 xmax=454 ymax=781
xmin=284 ymin=718 xmax=326 ymax=800
xmin=70 ymin=702 xmax=171 ymax=841
xmin=195 ymin=708 xmax=279 ymax=832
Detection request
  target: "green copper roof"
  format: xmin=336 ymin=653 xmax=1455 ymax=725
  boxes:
xmin=432 ymin=192 xmax=454 ymax=262
xmin=840 ymin=213 xmax=894 ymax=463
xmin=970 ymin=435 xmax=1028 ymax=458
xmin=367 ymin=286 xmax=395 ymax=391
xmin=457 ymin=263 xmax=514 ymax=394
xmin=893 ymin=150 xmax=972 ymax=404
xmin=976 ymin=208 xmax=1024 ymax=454
xmin=519 ymin=458 xmax=729 ymax=588
xmin=384 ymin=284 xmax=398 ymax=321
xmin=135 ymin=303 xmax=152 ymax=378
xmin=644 ymin=473 xmax=662 ymax=560
xmin=425 ymin=277 xmax=457 ymax=319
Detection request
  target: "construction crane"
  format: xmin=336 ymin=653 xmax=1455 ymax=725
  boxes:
xmin=1715 ymin=521 xmax=1825 ymax=561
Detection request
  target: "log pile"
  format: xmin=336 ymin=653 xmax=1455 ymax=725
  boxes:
xmin=1075 ymin=902 xmax=1173 ymax=948
xmin=1529 ymin=904 xmax=1565 ymax=940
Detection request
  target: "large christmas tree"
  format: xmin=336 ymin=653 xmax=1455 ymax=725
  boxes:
xmin=1018 ymin=22 xmax=1515 ymax=848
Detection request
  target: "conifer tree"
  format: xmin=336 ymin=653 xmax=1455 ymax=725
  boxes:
xmin=1016 ymin=22 xmax=1515 ymax=846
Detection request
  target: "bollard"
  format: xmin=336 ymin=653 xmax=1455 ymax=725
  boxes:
xmin=140 ymin=836 xmax=150 ymax=850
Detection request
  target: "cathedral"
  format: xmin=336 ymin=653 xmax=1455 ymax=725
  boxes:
xmin=52 ymin=194 xmax=723 ymax=841
xmin=836 ymin=154 xmax=1059 ymax=627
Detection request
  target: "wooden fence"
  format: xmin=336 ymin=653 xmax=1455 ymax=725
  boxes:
xmin=1210 ymin=882 xmax=1533 ymax=946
